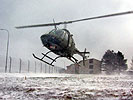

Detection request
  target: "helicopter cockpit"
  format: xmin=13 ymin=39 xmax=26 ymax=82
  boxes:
xmin=48 ymin=29 xmax=75 ymax=49
xmin=49 ymin=29 xmax=69 ymax=41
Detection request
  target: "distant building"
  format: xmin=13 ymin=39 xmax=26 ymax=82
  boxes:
xmin=65 ymin=58 xmax=101 ymax=74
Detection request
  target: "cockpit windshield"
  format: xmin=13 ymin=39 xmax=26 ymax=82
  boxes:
xmin=49 ymin=29 xmax=69 ymax=41
xmin=49 ymin=29 xmax=57 ymax=35
xmin=49 ymin=29 xmax=62 ymax=36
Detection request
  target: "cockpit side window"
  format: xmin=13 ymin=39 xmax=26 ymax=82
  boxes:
xmin=60 ymin=30 xmax=65 ymax=39
xmin=64 ymin=31 xmax=68 ymax=41
xmin=69 ymin=36 xmax=72 ymax=47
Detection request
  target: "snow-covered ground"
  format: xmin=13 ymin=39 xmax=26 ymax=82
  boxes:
xmin=0 ymin=73 xmax=133 ymax=100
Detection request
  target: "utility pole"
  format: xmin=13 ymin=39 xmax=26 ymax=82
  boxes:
xmin=0 ymin=29 xmax=9 ymax=73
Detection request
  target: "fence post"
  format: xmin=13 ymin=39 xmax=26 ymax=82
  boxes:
xmin=54 ymin=67 xmax=56 ymax=73
xmin=55 ymin=67 xmax=56 ymax=73
xmin=28 ymin=60 xmax=30 ymax=73
xmin=40 ymin=62 xmax=42 ymax=73
xmin=49 ymin=65 xmax=50 ymax=73
xmin=56 ymin=67 xmax=58 ymax=73
xmin=35 ymin=61 xmax=36 ymax=73
xmin=19 ymin=58 xmax=22 ymax=73
xmin=42 ymin=64 xmax=44 ymax=73
xmin=53 ymin=66 xmax=54 ymax=73
xmin=52 ymin=66 xmax=53 ymax=73
xmin=9 ymin=56 xmax=12 ymax=73
xmin=45 ymin=64 xmax=47 ymax=73
xmin=53 ymin=66 xmax=55 ymax=73
xmin=51 ymin=66 xmax=52 ymax=73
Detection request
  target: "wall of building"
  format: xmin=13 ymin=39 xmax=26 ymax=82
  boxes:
xmin=65 ymin=64 xmax=76 ymax=74
xmin=66 ymin=58 xmax=101 ymax=74
xmin=91 ymin=59 xmax=101 ymax=74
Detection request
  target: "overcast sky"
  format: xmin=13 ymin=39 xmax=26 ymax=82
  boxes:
xmin=0 ymin=0 xmax=133 ymax=68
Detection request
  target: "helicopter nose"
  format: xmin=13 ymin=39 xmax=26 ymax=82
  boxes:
xmin=41 ymin=34 xmax=46 ymax=39
xmin=41 ymin=34 xmax=48 ymax=46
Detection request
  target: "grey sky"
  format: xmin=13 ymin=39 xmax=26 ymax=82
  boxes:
xmin=0 ymin=0 xmax=133 ymax=67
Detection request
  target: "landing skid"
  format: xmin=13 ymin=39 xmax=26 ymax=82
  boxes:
xmin=33 ymin=51 xmax=79 ymax=66
xmin=33 ymin=51 xmax=61 ymax=66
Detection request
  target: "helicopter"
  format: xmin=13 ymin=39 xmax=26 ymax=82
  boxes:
xmin=16 ymin=11 xmax=133 ymax=66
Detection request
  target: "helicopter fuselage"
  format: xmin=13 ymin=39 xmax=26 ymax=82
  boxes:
xmin=41 ymin=29 xmax=76 ymax=57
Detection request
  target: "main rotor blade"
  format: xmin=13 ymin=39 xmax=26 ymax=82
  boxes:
xmin=69 ymin=11 xmax=133 ymax=23
xmin=16 ymin=11 xmax=133 ymax=29
xmin=16 ymin=23 xmax=63 ymax=29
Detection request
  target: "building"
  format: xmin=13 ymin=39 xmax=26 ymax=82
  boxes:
xmin=65 ymin=58 xmax=101 ymax=74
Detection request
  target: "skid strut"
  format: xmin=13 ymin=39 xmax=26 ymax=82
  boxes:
xmin=33 ymin=51 xmax=61 ymax=66
xmin=67 ymin=56 xmax=79 ymax=65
